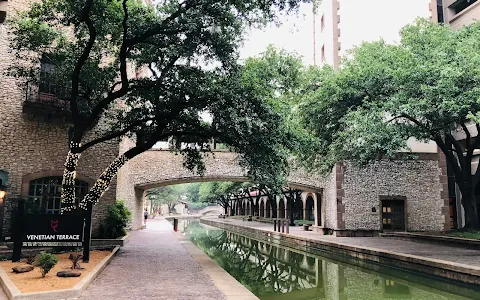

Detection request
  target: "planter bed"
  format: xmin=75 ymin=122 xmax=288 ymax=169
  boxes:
xmin=0 ymin=247 xmax=119 ymax=300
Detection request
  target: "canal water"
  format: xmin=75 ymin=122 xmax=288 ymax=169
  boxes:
xmin=175 ymin=219 xmax=480 ymax=300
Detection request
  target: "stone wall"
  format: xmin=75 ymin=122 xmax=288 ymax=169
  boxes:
xmin=0 ymin=0 xmax=119 ymax=236
xmin=342 ymin=159 xmax=445 ymax=232
xmin=117 ymin=138 xmax=143 ymax=230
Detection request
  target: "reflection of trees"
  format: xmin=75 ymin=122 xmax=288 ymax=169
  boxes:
xmin=186 ymin=222 xmax=317 ymax=297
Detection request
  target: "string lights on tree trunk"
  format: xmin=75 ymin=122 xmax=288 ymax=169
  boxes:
xmin=79 ymin=154 xmax=129 ymax=210
xmin=61 ymin=143 xmax=81 ymax=213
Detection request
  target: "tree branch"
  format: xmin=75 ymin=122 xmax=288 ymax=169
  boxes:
xmin=126 ymin=1 xmax=198 ymax=45
xmin=78 ymin=117 xmax=155 ymax=152
xmin=434 ymin=135 xmax=466 ymax=190
xmin=71 ymin=0 xmax=96 ymax=135
xmin=446 ymin=133 xmax=467 ymax=172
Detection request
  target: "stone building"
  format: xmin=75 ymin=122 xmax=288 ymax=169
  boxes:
xmin=0 ymin=0 xmax=118 ymax=237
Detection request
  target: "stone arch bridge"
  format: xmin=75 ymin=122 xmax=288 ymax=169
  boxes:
xmin=116 ymin=149 xmax=328 ymax=230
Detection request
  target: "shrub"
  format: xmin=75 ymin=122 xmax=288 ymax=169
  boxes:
xmin=100 ymin=201 xmax=131 ymax=239
xmin=294 ymin=220 xmax=314 ymax=226
xmin=69 ymin=253 xmax=83 ymax=270
xmin=26 ymin=251 xmax=39 ymax=265
xmin=36 ymin=252 xmax=58 ymax=277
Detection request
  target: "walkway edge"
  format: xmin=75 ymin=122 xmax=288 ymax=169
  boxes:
xmin=0 ymin=246 xmax=120 ymax=300
xmin=202 ymin=218 xmax=480 ymax=286
xmin=173 ymin=230 xmax=259 ymax=300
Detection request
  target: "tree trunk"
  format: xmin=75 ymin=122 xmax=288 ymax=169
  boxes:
xmin=78 ymin=154 xmax=129 ymax=210
xmin=61 ymin=151 xmax=81 ymax=213
xmin=460 ymin=188 xmax=479 ymax=230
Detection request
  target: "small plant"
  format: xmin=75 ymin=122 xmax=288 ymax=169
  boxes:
xmin=25 ymin=251 xmax=39 ymax=265
xmin=36 ymin=252 xmax=58 ymax=277
xmin=99 ymin=201 xmax=131 ymax=239
xmin=294 ymin=220 xmax=314 ymax=226
xmin=69 ymin=253 xmax=83 ymax=270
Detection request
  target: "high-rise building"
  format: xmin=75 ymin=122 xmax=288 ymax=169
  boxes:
xmin=313 ymin=0 xmax=433 ymax=68
xmin=441 ymin=0 xmax=480 ymax=28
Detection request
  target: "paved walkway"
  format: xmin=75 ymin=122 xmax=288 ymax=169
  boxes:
xmin=80 ymin=218 xmax=226 ymax=300
xmin=206 ymin=217 xmax=480 ymax=267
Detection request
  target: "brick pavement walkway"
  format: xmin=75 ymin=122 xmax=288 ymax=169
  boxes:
xmin=207 ymin=217 xmax=480 ymax=267
xmin=79 ymin=218 xmax=226 ymax=300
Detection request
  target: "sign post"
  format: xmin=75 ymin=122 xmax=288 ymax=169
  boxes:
xmin=12 ymin=199 xmax=25 ymax=262
xmin=82 ymin=202 xmax=93 ymax=263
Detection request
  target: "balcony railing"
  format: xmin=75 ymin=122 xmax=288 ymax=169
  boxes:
xmin=23 ymin=80 xmax=71 ymax=119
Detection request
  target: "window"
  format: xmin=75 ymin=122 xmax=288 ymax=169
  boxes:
xmin=320 ymin=15 xmax=325 ymax=31
xmin=28 ymin=177 xmax=88 ymax=214
xmin=321 ymin=45 xmax=325 ymax=62
xmin=450 ymin=0 xmax=478 ymax=15
xmin=38 ymin=56 xmax=70 ymax=100
xmin=39 ymin=58 xmax=55 ymax=95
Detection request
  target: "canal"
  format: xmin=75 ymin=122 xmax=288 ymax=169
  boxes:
xmin=175 ymin=219 xmax=480 ymax=300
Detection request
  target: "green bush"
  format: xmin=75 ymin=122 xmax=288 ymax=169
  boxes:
xmin=99 ymin=201 xmax=131 ymax=239
xmin=36 ymin=252 xmax=58 ymax=277
xmin=294 ymin=220 xmax=314 ymax=226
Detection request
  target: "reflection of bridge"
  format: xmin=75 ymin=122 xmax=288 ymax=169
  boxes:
xmin=184 ymin=220 xmax=471 ymax=300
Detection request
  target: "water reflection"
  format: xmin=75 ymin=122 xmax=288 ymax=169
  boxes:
xmin=177 ymin=220 xmax=477 ymax=300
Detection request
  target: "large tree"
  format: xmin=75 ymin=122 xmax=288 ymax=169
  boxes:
xmin=199 ymin=181 xmax=247 ymax=214
xmin=300 ymin=19 xmax=480 ymax=229
xmin=9 ymin=0 xmax=309 ymax=212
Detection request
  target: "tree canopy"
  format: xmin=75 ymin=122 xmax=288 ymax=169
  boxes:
xmin=299 ymin=19 xmax=480 ymax=229
xmin=9 ymin=0 xmax=310 ymax=211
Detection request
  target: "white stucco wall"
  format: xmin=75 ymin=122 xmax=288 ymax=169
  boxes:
xmin=315 ymin=0 xmax=335 ymax=66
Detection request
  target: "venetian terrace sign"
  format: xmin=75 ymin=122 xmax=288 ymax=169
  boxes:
xmin=22 ymin=215 xmax=84 ymax=247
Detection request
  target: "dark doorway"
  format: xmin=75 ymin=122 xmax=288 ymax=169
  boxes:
xmin=278 ymin=199 xmax=285 ymax=218
xmin=266 ymin=199 xmax=272 ymax=218
xmin=306 ymin=196 xmax=314 ymax=221
xmin=259 ymin=201 xmax=265 ymax=217
xmin=381 ymin=199 xmax=405 ymax=231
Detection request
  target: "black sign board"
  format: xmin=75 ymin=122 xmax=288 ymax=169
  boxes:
xmin=22 ymin=215 xmax=84 ymax=247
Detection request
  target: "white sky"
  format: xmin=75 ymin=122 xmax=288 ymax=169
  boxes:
xmin=238 ymin=3 xmax=315 ymax=65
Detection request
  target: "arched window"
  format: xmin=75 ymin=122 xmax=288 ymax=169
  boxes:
xmin=28 ymin=177 xmax=88 ymax=214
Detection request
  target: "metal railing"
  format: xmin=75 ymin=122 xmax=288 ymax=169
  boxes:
xmin=25 ymin=80 xmax=70 ymax=111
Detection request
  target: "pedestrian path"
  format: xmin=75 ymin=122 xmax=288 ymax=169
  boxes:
xmin=80 ymin=218 xmax=226 ymax=300
xmin=206 ymin=217 xmax=480 ymax=267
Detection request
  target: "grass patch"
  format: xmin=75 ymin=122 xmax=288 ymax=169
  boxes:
xmin=444 ymin=231 xmax=480 ymax=240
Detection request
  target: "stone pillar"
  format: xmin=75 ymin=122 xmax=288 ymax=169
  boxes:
xmin=303 ymin=194 xmax=307 ymax=220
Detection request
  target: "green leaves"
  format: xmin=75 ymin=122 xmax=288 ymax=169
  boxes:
xmin=299 ymin=19 xmax=480 ymax=173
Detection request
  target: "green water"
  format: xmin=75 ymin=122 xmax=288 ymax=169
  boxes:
xmin=177 ymin=219 xmax=480 ymax=300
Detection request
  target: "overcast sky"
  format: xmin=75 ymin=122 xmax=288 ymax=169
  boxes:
xmin=238 ymin=3 xmax=314 ymax=65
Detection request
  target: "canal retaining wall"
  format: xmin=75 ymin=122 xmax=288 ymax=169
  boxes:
xmin=201 ymin=218 xmax=480 ymax=291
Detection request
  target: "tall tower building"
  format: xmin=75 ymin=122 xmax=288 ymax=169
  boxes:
xmin=441 ymin=0 xmax=480 ymax=28
xmin=313 ymin=0 xmax=433 ymax=68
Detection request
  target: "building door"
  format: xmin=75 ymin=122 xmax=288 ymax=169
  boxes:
xmin=381 ymin=200 xmax=405 ymax=231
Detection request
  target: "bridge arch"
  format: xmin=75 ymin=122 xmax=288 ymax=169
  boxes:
xmin=116 ymin=148 xmax=326 ymax=230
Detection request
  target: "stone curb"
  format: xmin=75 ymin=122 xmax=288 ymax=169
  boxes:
xmin=0 ymin=246 xmax=120 ymax=300
xmin=172 ymin=229 xmax=258 ymax=300
xmin=92 ymin=234 xmax=130 ymax=247
xmin=380 ymin=232 xmax=480 ymax=249
xmin=202 ymin=218 xmax=480 ymax=285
